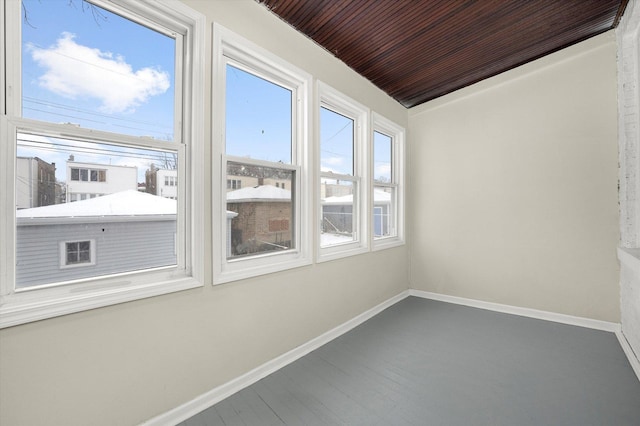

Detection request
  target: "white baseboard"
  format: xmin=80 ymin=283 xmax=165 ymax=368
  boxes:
xmin=142 ymin=290 xmax=410 ymax=426
xmin=409 ymin=290 xmax=619 ymax=332
xmin=616 ymin=329 xmax=640 ymax=382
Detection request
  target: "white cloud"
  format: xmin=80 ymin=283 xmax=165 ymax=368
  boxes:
xmin=321 ymin=156 xmax=349 ymax=174
xmin=323 ymin=156 xmax=344 ymax=166
xmin=28 ymin=32 xmax=170 ymax=113
xmin=374 ymin=163 xmax=391 ymax=181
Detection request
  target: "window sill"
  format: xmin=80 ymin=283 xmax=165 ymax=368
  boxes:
xmin=372 ymin=236 xmax=405 ymax=252
xmin=317 ymin=243 xmax=370 ymax=263
xmin=214 ymin=253 xmax=312 ymax=285
xmin=0 ymin=274 xmax=202 ymax=328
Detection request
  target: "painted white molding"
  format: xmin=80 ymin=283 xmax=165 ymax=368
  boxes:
xmin=616 ymin=329 xmax=640 ymax=382
xmin=142 ymin=290 xmax=410 ymax=426
xmin=143 ymin=289 xmax=640 ymax=425
xmin=409 ymin=290 xmax=619 ymax=332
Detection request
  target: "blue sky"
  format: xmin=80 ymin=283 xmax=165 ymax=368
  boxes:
xmin=374 ymin=131 xmax=392 ymax=182
xmin=21 ymin=0 xmax=175 ymax=138
xmin=320 ymin=106 xmax=354 ymax=176
xmin=225 ymin=64 xmax=292 ymax=163
xmin=17 ymin=0 xmax=390 ymax=184
xmin=19 ymin=0 xmax=177 ymax=182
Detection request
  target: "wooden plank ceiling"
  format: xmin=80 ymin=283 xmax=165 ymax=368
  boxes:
xmin=257 ymin=0 xmax=629 ymax=108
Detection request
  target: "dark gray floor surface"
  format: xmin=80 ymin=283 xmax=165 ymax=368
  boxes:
xmin=180 ymin=296 xmax=640 ymax=425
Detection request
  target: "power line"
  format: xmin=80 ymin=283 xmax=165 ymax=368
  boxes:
xmin=23 ymin=103 xmax=172 ymax=138
xmin=23 ymin=97 xmax=173 ymax=129
xmin=17 ymin=138 xmax=176 ymax=163
xmin=321 ymin=120 xmax=352 ymax=145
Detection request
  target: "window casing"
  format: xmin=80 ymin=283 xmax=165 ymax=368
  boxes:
xmin=212 ymin=24 xmax=312 ymax=283
xmin=0 ymin=0 xmax=205 ymax=328
xmin=317 ymin=82 xmax=369 ymax=262
xmin=371 ymin=113 xmax=405 ymax=250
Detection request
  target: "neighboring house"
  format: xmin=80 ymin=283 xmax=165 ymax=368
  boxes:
xmin=66 ymin=158 xmax=137 ymax=202
xmin=145 ymin=166 xmax=178 ymax=199
xmin=225 ymin=175 xmax=289 ymax=192
xmin=322 ymin=188 xmax=392 ymax=237
xmin=156 ymin=169 xmax=178 ymax=199
xmin=320 ymin=181 xmax=352 ymax=199
xmin=15 ymin=189 xmax=238 ymax=288
xmin=15 ymin=157 xmax=57 ymax=209
xmin=15 ymin=190 xmax=177 ymax=288
xmin=226 ymin=185 xmax=292 ymax=256
xmin=225 ymin=163 xmax=290 ymax=192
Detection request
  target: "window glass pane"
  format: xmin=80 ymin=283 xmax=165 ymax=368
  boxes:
xmin=15 ymin=132 xmax=179 ymax=288
xmin=320 ymin=106 xmax=353 ymax=175
xmin=66 ymin=244 xmax=78 ymax=264
xmin=226 ymin=161 xmax=294 ymax=258
xmin=79 ymin=250 xmax=91 ymax=262
xmin=374 ymin=131 xmax=392 ymax=183
xmin=225 ymin=64 xmax=292 ymax=163
xmin=373 ymin=186 xmax=394 ymax=238
xmin=21 ymin=0 xmax=176 ymax=140
xmin=321 ymin=178 xmax=356 ymax=247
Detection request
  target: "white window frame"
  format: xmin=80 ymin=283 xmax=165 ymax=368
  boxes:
xmin=0 ymin=0 xmax=206 ymax=328
xmin=60 ymin=240 xmax=96 ymax=269
xmin=317 ymin=82 xmax=369 ymax=262
xmin=371 ymin=112 xmax=405 ymax=251
xmin=212 ymin=24 xmax=312 ymax=284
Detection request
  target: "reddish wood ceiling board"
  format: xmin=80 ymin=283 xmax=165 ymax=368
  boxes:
xmin=258 ymin=0 xmax=629 ymax=108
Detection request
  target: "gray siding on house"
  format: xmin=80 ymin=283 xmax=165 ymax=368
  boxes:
xmin=16 ymin=219 xmax=176 ymax=288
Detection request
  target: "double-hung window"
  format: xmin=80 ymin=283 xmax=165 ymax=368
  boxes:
xmin=371 ymin=113 xmax=405 ymax=250
xmin=213 ymin=24 xmax=312 ymax=283
xmin=318 ymin=82 xmax=369 ymax=261
xmin=1 ymin=0 xmax=205 ymax=327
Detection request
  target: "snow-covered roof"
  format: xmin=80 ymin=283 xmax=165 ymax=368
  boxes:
xmin=323 ymin=188 xmax=391 ymax=205
xmin=226 ymin=185 xmax=291 ymax=202
xmin=16 ymin=190 xmax=176 ymax=218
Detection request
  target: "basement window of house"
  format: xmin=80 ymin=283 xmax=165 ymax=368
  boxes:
xmin=0 ymin=0 xmax=205 ymax=328
xmin=60 ymin=240 xmax=95 ymax=268
xmin=318 ymin=82 xmax=370 ymax=262
xmin=212 ymin=24 xmax=312 ymax=283
xmin=372 ymin=113 xmax=405 ymax=250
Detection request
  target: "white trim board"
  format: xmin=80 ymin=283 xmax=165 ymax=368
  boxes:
xmin=617 ymin=329 xmax=640 ymax=382
xmin=409 ymin=290 xmax=619 ymax=332
xmin=142 ymin=290 xmax=411 ymax=426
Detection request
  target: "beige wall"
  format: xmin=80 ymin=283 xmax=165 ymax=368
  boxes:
xmin=408 ymin=32 xmax=620 ymax=322
xmin=0 ymin=1 xmax=408 ymax=425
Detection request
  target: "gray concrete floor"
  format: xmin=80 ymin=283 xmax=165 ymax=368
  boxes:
xmin=181 ymin=297 xmax=640 ymax=425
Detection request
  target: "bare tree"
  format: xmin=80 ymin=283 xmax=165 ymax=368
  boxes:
xmin=23 ymin=0 xmax=108 ymax=28
xmin=159 ymin=152 xmax=178 ymax=170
